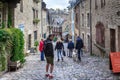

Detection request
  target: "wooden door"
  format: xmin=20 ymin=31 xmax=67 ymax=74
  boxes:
xmin=87 ymin=35 xmax=90 ymax=52
xmin=110 ymin=29 xmax=116 ymax=52
xmin=28 ymin=34 xmax=31 ymax=50
xmin=118 ymin=27 xmax=120 ymax=51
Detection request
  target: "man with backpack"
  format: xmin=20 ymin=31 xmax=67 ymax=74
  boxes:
xmin=44 ymin=34 xmax=54 ymax=79
xmin=75 ymin=36 xmax=84 ymax=62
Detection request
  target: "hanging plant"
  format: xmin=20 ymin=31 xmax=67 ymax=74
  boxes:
xmin=33 ymin=0 xmax=40 ymax=3
xmin=33 ymin=18 xmax=40 ymax=24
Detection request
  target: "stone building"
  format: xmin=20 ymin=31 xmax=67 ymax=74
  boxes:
xmin=92 ymin=0 xmax=120 ymax=56
xmin=0 ymin=0 xmax=20 ymax=28
xmin=14 ymin=0 xmax=42 ymax=52
xmin=48 ymin=9 xmax=66 ymax=38
xmin=41 ymin=1 xmax=48 ymax=39
xmin=70 ymin=0 xmax=120 ymax=56
xmin=79 ymin=0 xmax=91 ymax=52
xmin=62 ymin=10 xmax=72 ymax=42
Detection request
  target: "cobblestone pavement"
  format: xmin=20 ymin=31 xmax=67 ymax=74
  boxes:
xmin=0 ymin=43 xmax=120 ymax=80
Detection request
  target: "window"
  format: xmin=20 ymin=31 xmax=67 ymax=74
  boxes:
xmin=87 ymin=13 xmax=90 ymax=27
xmin=81 ymin=0 xmax=84 ymax=8
xmin=33 ymin=9 xmax=38 ymax=19
xmin=33 ymin=9 xmax=35 ymax=19
xmin=96 ymin=22 xmax=105 ymax=47
xmin=104 ymin=0 xmax=106 ymax=6
xmin=75 ymin=13 xmax=78 ymax=23
xmin=28 ymin=34 xmax=31 ymax=50
xmin=82 ymin=14 xmax=84 ymax=27
xmin=20 ymin=0 xmax=23 ymax=12
xmin=36 ymin=10 xmax=38 ymax=18
xmin=95 ymin=0 xmax=98 ymax=9
xmin=34 ymin=31 xmax=37 ymax=41
xmin=101 ymin=0 xmax=106 ymax=8
xmin=101 ymin=0 xmax=104 ymax=8
xmin=82 ymin=33 xmax=85 ymax=42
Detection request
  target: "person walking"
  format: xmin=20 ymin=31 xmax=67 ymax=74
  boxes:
xmin=39 ymin=39 xmax=45 ymax=61
xmin=75 ymin=36 xmax=84 ymax=61
xmin=67 ymin=39 xmax=74 ymax=58
xmin=55 ymin=39 xmax=64 ymax=62
xmin=44 ymin=34 xmax=54 ymax=79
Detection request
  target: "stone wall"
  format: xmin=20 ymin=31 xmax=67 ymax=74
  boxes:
xmin=92 ymin=0 xmax=120 ymax=56
xmin=79 ymin=0 xmax=90 ymax=52
xmin=14 ymin=0 xmax=42 ymax=52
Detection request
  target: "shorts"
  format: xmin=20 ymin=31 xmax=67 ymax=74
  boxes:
xmin=46 ymin=57 xmax=54 ymax=65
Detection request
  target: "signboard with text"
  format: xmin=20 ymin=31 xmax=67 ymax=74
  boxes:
xmin=110 ymin=52 xmax=120 ymax=73
xmin=18 ymin=24 xmax=24 ymax=32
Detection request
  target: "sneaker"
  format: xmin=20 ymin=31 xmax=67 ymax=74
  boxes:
xmin=49 ymin=75 xmax=53 ymax=79
xmin=45 ymin=74 xmax=49 ymax=77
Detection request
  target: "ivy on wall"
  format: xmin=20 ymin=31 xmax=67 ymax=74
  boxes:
xmin=0 ymin=28 xmax=25 ymax=71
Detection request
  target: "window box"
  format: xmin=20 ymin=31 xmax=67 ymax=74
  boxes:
xmin=33 ymin=0 xmax=40 ymax=3
xmin=33 ymin=18 xmax=40 ymax=24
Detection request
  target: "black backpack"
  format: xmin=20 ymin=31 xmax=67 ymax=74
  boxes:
xmin=43 ymin=40 xmax=47 ymax=53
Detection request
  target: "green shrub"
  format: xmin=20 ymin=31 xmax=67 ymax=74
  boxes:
xmin=9 ymin=28 xmax=25 ymax=63
xmin=0 ymin=29 xmax=11 ymax=71
xmin=34 ymin=40 xmax=39 ymax=53
xmin=0 ymin=28 xmax=25 ymax=71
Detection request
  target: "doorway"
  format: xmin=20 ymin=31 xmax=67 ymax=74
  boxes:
xmin=118 ymin=27 xmax=120 ymax=51
xmin=87 ymin=35 xmax=90 ymax=52
xmin=28 ymin=34 xmax=31 ymax=50
xmin=110 ymin=29 xmax=116 ymax=52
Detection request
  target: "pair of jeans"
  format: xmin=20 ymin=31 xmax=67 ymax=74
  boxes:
xmin=57 ymin=49 xmax=63 ymax=59
xmin=77 ymin=49 xmax=81 ymax=61
xmin=40 ymin=51 xmax=44 ymax=61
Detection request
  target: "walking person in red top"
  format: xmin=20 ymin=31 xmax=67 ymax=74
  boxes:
xmin=39 ymin=38 xmax=45 ymax=61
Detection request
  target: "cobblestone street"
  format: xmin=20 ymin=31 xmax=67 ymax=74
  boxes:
xmin=0 ymin=46 xmax=120 ymax=80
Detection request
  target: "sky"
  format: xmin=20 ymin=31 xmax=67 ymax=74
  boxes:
xmin=43 ymin=0 xmax=70 ymax=10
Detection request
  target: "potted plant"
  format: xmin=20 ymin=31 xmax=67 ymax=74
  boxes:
xmin=33 ymin=18 xmax=40 ymax=24
xmin=34 ymin=40 xmax=39 ymax=54
xmin=33 ymin=0 xmax=40 ymax=3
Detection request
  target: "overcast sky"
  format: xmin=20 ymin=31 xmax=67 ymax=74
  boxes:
xmin=43 ymin=0 xmax=69 ymax=9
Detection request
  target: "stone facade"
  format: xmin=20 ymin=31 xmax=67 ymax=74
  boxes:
xmin=41 ymin=9 xmax=48 ymax=39
xmin=0 ymin=0 xmax=20 ymax=28
xmin=62 ymin=10 xmax=72 ymax=42
xmin=92 ymin=0 xmax=120 ymax=56
xmin=74 ymin=0 xmax=91 ymax=52
xmin=48 ymin=9 xmax=68 ymax=38
xmin=71 ymin=0 xmax=120 ymax=56
xmin=41 ymin=1 xmax=48 ymax=39
xmin=14 ymin=0 xmax=42 ymax=52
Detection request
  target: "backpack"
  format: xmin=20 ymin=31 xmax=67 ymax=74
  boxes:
xmin=43 ymin=40 xmax=47 ymax=53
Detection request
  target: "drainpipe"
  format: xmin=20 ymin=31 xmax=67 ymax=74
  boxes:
xmin=71 ymin=7 xmax=75 ymax=43
xmin=41 ymin=0 xmax=43 ymax=38
xmin=90 ymin=0 xmax=92 ymax=55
